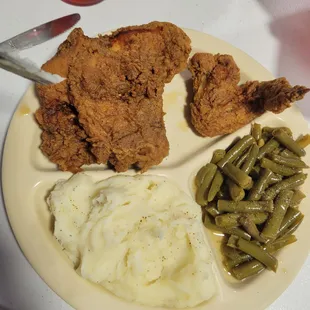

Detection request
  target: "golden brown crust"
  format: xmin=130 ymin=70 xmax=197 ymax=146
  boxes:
xmin=36 ymin=22 xmax=191 ymax=172
xmin=189 ymin=53 xmax=309 ymax=137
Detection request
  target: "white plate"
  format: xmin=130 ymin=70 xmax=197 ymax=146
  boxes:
xmin=2 ymin=28 xmax=310 ymax=310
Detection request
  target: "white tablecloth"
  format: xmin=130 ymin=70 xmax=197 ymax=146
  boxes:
xmin=1 ymin=0 xmax=309 ymax=309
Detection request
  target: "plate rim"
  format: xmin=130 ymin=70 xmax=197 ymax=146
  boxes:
xmin=2 ymin=27 xmax=310 ymax=310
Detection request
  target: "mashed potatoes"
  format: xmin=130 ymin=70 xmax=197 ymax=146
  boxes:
xmin=48 ymin=173 xmax=216 ymax=308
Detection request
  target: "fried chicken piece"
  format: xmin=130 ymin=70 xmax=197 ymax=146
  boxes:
xmin=35 ymin=29 xmax=101 ymax=171
xmin=35 ymin=82 xmax=95 ymax=172
xmin=189 ymin=53 xmax=309 ymax=137
xmin=68 ymin=22 xmax=191 ymax=172
xmin=36 ymin=22 xmax=191 ymax=172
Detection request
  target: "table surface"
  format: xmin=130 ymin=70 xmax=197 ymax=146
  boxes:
xmin=1 ymin=0 xmax=310 ymax=309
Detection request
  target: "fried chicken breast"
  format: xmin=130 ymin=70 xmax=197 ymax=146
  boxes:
xmin=36 ymin=22 xmax=191 ymax=172
xmin=189 ymin=53 xmax=309 ymax=137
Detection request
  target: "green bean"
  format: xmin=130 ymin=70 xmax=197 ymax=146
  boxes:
xmin=206 ymin=202 xmax=221 ymax=217
xmin=227 ymin=236 xmax=278 ymax=271
xmin=211 ymin=149 xmax=226 ymax=164
xmin=268 ymin=154 xmax=308 ymax=168
xmin=224 ymin=255 xmax=253 ymax=270
xmin=263 ymin=126 xmax=293 ymax=137
xmin=277 ymin=207 xmax=302 ymax=238
xmin=262 ymin=132 xmax=271 ymax=143
xmin=260 ymin=157 xmax=300 ymax=176
xmin=227 ymin=179 xmax=245 ymax=201
xmin=261 ymin=190 xmax=294 ymax=240
xmin=296 ymin=134 xmax=310 ymax=149
xmin=195 ymin=165 xmax=207 ymax=187
xmin=268 ymin=173 xmax=283 ymax=185
xmin=290 ymin=190 xmax=306 ymax=207
xmin=262 ymin=173 xmax=307 ymax=201
xmin=239 ymin=216 xmax=266 ymax=243
xmin=258 ymin=139 xmax=265 ymax=148
xmin=248 ymin=168 xmax=273 ymax=201
xmin=196 ymin=163 xmax=217 ymax=206
xmin=221 ymin=243 xmax=253 ymax=269
xmin=273 ymin=128 xmax=306 ymax=157
xmin=257 ymin=138 xmax=280 ymax=160
xmin=249 ymin=165 xmax=261 ymax=179
xmin=216 ymin=183 xmax=230 ymax=199
xmin=221 ymin=244 xmax=248 ymax=260
xmin=222 ymin=163 xmax=253 ymax=189
xmin=281 ymin=215 xmax=304 ymax=237
xmin=208 ymin=170 xmax=224 ymax=202
xmin=271 ymin=147 xmax=282 ymax=155
xmin=231 ymin=260 xmax=265 ymax=280
xmin=234 ymin=148 xmax=251 ymax=168
xmin=251 ymin=123 xmax=262 ymax=141
xmin=218 ymin=200 xmax=274 ymax=213
xmin=215 ymin=212 xmax=268 ymax=228
xmin=217 ymin=135 xmax=255 ymax=168
xmin=241 ymin=144 xmax=259 ymax=174
xmin=265 ymin=235 xmax=297 ymax=253
xmin=203 ymin=213 xmax=251 ymax=240
xmin=231 ymin=234 xmax=296 ymax=280
xmin=280 ymin=149 xmax=300 ymax=159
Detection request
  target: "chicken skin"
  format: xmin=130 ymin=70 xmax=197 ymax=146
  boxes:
xmin=189 ymin=53 xmax=309 ymax=137
xmin=36 ymin=22 xmax=191 ymax=172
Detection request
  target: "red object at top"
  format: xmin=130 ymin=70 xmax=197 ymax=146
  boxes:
xmin=62 ymin=0 xmax=103 ymax=6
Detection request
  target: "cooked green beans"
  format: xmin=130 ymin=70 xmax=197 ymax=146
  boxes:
xmin=251 ymin=123 xmax=262 ymax=142
xmin=217 ymin=135 xmax=255 ymax=168
xmin=234 ymin=148 xmax=251 ymax=168
xmin=268 ymin=154 xmax=308 ymax=168
xmin=261 ymin=190 xmax=294 ymax=240
xmin=296 ymin=134 xmax=310 ymax=148
xmin=196 ymin=163 xmax=217 ymax=206
xmin=250 ymin=165 xmax=261 ymax=179
xmin=195 ymin=165 xmax=208 ymax=187
xmin=273 ymin=128 xmax=306 ymax=157
xmin=248 ymin=168 xmax=273 ymax=201
xmin=227 ymin=235 xmax=278 ymax=272
xmin=211 ymin=149 xmax=226 ymax=164
xmin=224 ymin=254 xmax=253 ymax=270
xmin=218 ymin=200 xmax=273 ymax=213
xmin=281 ymin=215 xmax=304 ymax=238
xmin=231 ymin=260 xmax=265 ymax=280
xmin=277 ymin=207 xmax=302 ymax=238
xmin=239 ymin=216 xmax=265 ymax=243
xmin=231 ymin=234 xmax=297 ymax=280
xmin=265 ymin=235 xmax=297 ymax=253
xmin=262 ymin=173 xmax=307 ymax=201
xmin=195 ymin=123 xmax=308 ymax=281
xmin=290 ymin=190 xmax=306 ymax=207
xmin=260 ymin=157 xmax=300 ymax=176
xmin=227 ymin=179 xmax=245 ymax=201
xmin=208 ymin=170 xmax=224 ymax=202
xmin=205 ymin=201 xmax=221 ymax=217
xmin=257 ymin=138 xmax=280 ymax=160
xmin=241 ymin=144 xmax=259 ymax=174
xmin=262 ymin=126 xmax=293 ymax=137
xmin=215 ymin=212 xmax=268 ymax=228
xmin=280 ymin=149 xmax=299 ymax=159
xmin=204 ymin=213 xmax=251 ymax=240
xmin=222 ymin=163 xmax=253 ymax=189
xmin=268 ymin=173 xmax=283 ymax=185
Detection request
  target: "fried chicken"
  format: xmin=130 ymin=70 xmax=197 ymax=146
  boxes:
xmin=189 ymin=53 xmax=309 ymax=137
xmin=36 ymin=22 xmax=191 ymax=172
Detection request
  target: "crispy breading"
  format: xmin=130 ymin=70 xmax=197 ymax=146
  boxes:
xmin=189 ymin=53 xmax=309 ymax=137
xmin=35 ymin=22 xmax=191 ymax=172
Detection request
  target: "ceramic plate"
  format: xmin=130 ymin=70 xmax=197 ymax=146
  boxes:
xmin=2 ymin=28 xmax=310 ymax=310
